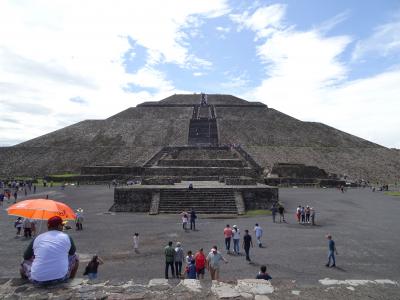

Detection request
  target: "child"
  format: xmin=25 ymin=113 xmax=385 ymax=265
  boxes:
xmin=186 ymin=259 xmax=197 ymax=279
xmin=186 ymin=250 xmax=193 ymax=264
xmin=84 ymin=255 xmax=104 ymax=280
xmin=133 ymin=233 xmax=139 ymax=253
xmin=182 ymin=214 xmax=188 ymax=230
xmin=256 ymin=265 xmax=272 ymax=280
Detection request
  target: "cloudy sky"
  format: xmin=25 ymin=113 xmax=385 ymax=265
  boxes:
xmin=0 ymin=0 xmax=399 ymax=148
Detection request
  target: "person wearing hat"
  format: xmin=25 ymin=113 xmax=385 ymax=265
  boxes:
xmin=206 ymin=246 xmax=228 ymax=281
xmin=20 ymin=216 xmax=79 ymax=285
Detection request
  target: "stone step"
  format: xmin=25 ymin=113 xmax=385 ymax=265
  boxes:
xmin=158 ymin=159 xmax=245 ymax=168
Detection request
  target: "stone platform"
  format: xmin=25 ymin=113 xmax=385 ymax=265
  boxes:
xmin=110 ymin=181 xmax=278 ymax=214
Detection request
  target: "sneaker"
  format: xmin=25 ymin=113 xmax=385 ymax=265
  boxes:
xmin=325 ymin=264 xmax=330 ymax=267
xmin=330 ymin=264 xmax=336 ymax=268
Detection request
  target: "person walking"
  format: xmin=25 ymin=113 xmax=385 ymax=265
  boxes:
xmin=271 ymin=205 xmax=278 ymax=223
xmin=243 ymin=230 xmax=253 ymax=262
xmin=253 ymin=223 xmax=263 ymax=248
xmin=325 ymin=234 xmax=338 ymax=268
xmin=84 ymin=255 xmax=104 ymax=280
xmin=174 ymin=242 xmax=184 ymax=278
xmin=190 ymin=209 xmax=197 ymax=231
xmin=206 ymin=246 xmax=228 ymax=281
xmin=232 ymin=225 xmax=240 ymax=255
xmin=223 ymin=224 xmax=233 ymax=253
xmin=164 ymin=241 xmax=175 ymax=278
xmin=194 ymin=248 xmax=206 ymax=279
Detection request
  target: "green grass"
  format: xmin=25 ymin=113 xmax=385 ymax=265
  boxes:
xmin=244 ymin=209 xmax=272 ymax=217
xmin=385 ymin=191 xmax=400 ymax=196
xmin=49 ymin=173 xmax=79 ymax=178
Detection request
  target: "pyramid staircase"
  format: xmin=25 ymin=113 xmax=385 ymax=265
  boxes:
xmin=158 ymin=188 xmax=238 ymax=214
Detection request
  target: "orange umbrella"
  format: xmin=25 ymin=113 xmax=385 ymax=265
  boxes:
xmin=7 ymin=199 xmax=76 ymax=221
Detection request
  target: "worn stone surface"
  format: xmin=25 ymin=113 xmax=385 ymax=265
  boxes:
xmin=236 ymin=279 xmax=274 ymax=295
xmin=0 ymin=277 xmax=399 ymax=299
xmin=211 ymin=281 xmax=241 ymax=299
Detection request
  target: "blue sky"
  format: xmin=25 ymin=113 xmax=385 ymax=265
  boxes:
xmin=0 ymin=0 xmax=399 ymax=148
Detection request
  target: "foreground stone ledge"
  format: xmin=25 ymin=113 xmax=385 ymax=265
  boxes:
xmin=0 ymin=278 xmax=274 ymax=300
xmin=1 ymin=278 xmax=399 ymax=299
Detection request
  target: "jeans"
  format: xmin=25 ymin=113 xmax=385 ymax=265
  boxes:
xmin=175 ymin=261 xmax=182 ymax=276
xmin=190 ymin=220 xmax=196 ymax=230
xmin=225 ymin=237 xmax=231 ymax=251
xmin=88 ymin=273 xmax=97 ymax=280
xmin=165 ymin=262 xmax=175 ymax=278
xmin=272 ymin=213 xmax=276 ymax=223
xmin=306 ymin=214 xmax=310 ymax=223
xmin=244 ymin=247 xmax=250 ymax=261
xmin=233 ymin=239 xmax=240 ymax=254
xmin=327 ymin=251 xmax=336 ymax=266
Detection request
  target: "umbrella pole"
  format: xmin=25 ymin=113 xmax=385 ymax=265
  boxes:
xmin=38 ymin=210 xmax=44 ymax=234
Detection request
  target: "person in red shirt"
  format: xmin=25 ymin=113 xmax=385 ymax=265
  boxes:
xmin=223 ymin=224 xmax=233 ymax=253
xmin=194 ymin=248 xmax=206 ymax=279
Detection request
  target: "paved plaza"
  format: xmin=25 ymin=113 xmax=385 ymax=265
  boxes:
xmin=1 ymin=185 xmax=400 ymax=289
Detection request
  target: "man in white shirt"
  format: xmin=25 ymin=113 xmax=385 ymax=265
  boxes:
xmin=20 ymin=216 xmax=79 ymax=285
xmin=254 ymin=223 xmax=263 ymax=248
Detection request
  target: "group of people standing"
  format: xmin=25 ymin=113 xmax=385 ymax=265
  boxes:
xmin=296 ymin=205 xmax=316 ymax=225
xmin=14 ymin=217 xmax=37 ymax=238
xmin=164 ymin=242 xmax=210 ymax=279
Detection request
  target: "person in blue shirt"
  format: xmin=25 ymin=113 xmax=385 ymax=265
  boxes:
xmin=186 ymin=259 xmax=197 ymax=279
xmin=326 ymin=234 xmax=338 ymax=267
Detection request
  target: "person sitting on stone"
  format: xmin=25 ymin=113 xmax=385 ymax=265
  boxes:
xmin=256 ymin=265 xmax=272 ymax=280
xmin=20 ymin=216 xmax=79 ymax=285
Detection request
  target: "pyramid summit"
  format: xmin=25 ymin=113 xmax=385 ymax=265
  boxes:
xmin=0 ymin=93 xmax=399 ymax=182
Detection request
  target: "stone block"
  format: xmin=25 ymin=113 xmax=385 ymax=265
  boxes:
xmin=235 ymin=279 xmax=274 ymax=295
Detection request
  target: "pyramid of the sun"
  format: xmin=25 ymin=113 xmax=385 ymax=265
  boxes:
xmin=0 ymin=94 xmax=399 ymax=182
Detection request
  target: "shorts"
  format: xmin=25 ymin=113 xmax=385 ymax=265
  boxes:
xmin=196 ymin=267 xmax=205 ymax=275
xmin=21 ymin=254 xmax=79 ymax=285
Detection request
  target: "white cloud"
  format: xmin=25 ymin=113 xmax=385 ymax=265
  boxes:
xmin=216 ymin=26 xmax=231 ymax=33
xmin=317 ymin=10 xmax=350 ymax=34
xmin=230 ymin=4 xmax=286 ymax=39
xmin=0 ymin=0 xmax=229 ymax=145
xmin=238 ymin=4 xmax=399 ymax=149
xmin=352 ymin=20 xmax=400 ymax=60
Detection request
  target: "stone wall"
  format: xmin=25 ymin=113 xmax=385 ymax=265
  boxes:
xmin=110 ymin=188 xmax=152 ymax=212
xmin=242 ymin=188 xmax=279 ymax=210
xmin=81 ymin=166 xmax=144 ymax=175
xmin=225 ymin=177 xmax=257 ymax=185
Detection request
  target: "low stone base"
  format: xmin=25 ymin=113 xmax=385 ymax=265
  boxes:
xmin=111 ymin=182 xmax=278 ymax=214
